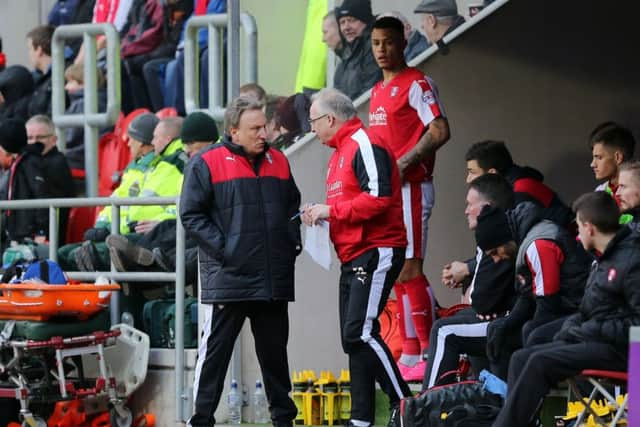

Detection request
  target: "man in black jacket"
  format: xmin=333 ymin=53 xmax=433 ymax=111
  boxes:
xmin=0 ymin=119 xmax=50 ymax=247
xmin=476 ymin=201 xmax=591 ymax=380
xmin=333 ymin=0 xmax=382 ymax=99
xmin=26 ymin=115 xmax=75 ymax=243
xmin=423 ymin=174 xmax=515 ymax=389
xmin=180 ymin=96 xmax=301 ymax=427
xmin=26 ymin=25 xmax=59 ymax=118
xmin=492 ymin=191 xmax=640 ymax=427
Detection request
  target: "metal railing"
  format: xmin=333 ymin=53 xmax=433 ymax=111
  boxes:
xmin=184 ymin=12 xmax=257 ymax=119
xmin=51 ymin=23 xmax=122 ymax=198
xmin=0 ymin=196 xmax=188 ymax=421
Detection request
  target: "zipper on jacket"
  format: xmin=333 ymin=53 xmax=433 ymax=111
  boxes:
xmin=252 ymin=157 xmax=273 ymax=299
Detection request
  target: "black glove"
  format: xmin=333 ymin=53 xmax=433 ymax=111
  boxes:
xmin=83 ymin=227 xmax=110 ymax=242
xmin=486 ymin=317 xmax=510 ymax=362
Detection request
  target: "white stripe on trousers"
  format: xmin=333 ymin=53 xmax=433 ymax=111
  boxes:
xmin=426 ymin=321 xmax=489 ymax=388
xmin=192 ymin=303 xmax=213 ymax=414
xmin=361 ymin=247 xmax=405 ymax=400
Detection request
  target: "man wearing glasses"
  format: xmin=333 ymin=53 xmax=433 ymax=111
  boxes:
xmin=303 ymin=88 xmax=411 ymax=427
xmin=25 ymin=114 xmax=75 ymax=243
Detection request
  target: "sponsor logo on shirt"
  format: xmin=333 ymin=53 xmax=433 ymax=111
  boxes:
xmin=369 ymin=106 xmax=387 ymax=126
xmin=422 ymin=90 xmax=436 ymax=105
xmin=327 ymin=180 xmax=343 ymax=198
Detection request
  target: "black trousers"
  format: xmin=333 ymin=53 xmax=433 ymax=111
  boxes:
xmin=339 ymin=247 xmax=411 ymax=425
xmin=493 ymin=340 xmax=627 ymax=427
xmin=422 ymin=308 xmax=489 ymax=390
xmin=188 ymin=301 xmax=297 ymax=427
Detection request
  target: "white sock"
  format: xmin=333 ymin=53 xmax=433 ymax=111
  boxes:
xmin=399 ymin=354 xmax=421 ymax=366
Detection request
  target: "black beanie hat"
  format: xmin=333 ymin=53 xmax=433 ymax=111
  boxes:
xmin=336 ymin=0 xmax=374 ymax=24
xmin=475 ymin=205 xmax=514 ymax=251
xmin=0 ymin=118 xmax=27 ymax=154
xmin=181 ymin=112 xmax=219 ymax=144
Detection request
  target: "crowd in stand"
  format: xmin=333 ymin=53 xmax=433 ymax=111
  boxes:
xmin=0 ymin=0 xmax=638 ymax=425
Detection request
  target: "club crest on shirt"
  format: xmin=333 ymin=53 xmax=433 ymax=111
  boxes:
xmin=422 ymin=90 xmax=436 ymax=105
xmin=369 ymin=106 xmax=387 ymax=126
xmin=390 ymin=86 xmax=399 ymax=97
xmin=607 ymin=268 xmax=617 ymax=283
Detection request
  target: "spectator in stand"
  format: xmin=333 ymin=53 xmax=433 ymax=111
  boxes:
xmin=271 ymin=93 xmax=311 ymax=151
xmin=0 ymin=145 xmax=13 ymax=201
xmin=413 ymin=0 xmax=465 ymax=45
xmin=476 ymin=201 xmax=591 ymax=380
xmin=48 ymin=0 xmax=80 ymax=26
xmin=492 ymin=192 xmax=640 ymax=427
xmin=239 ymin=83 xmax=267 ymax=106
xmin=616 ymin=161 xmax=640 ymax=231
xmin=141 ymin=0 xmax=194 ymax=111
xmin=26 ymin=115 xmax=76 ymax=244
xmin=0 ymin=119 xmax=50 ymax=248
xmin=589 ymin=122 xmax=636 ymax=219
xmin=160 ymin=0 xmax=226 ymax=115
xmin=0 ymin=65 xmax=35 ymax=122
xmin=333 ymin=0 xmax=382 ymax=99
xmin=265 ymin=95 xmax=286 ymax=143
xmin=119 ymin=0 xmax=166 ymax=112
xmin=322 ymin=11 xmax=342 ymax=54
xmin=368 ymin=17 xmax=450 ymax=381
xmin=26 ymin=25 xmax=62 ymax=118
xmin=465 ymin=140 xmax=573 ymax=226
xmin=56 ymin=0 xmax=96 ymax=61
xmin=57 ymin=113 xmax=158 ymax=271
xmin=74 ymin=0 xmax=133 ymax=65
xmin=378 ymin=11 xmax=429 ymax=62
xmin=63 ymin=63 xmax=107 ymax=173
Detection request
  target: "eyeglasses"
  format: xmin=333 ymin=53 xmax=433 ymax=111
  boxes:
xmin=308 ymin=113 xmax=329 ymax=124
xmin=27 ymin=134 xmax=54 ymax=142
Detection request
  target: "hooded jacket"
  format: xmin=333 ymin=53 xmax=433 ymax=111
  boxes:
xmin=504 ymin=164 xmax=573 ymax=227
xmin=180 ymin=137 xmax=301 ymax=303
xmin=324 ymin=117 xmax=407 ymax=263
xmin=556 ymin=226 xmax=640 ymax=351
xmin=505 ymin=202 xmax=590 ymax=326
xmin=4 ymin=143 xmax=50 ymax=242
xmin=333 ymin=24 xmax=382 ymax=100
xmin=0 ymin=65 xmax=35 ymax=122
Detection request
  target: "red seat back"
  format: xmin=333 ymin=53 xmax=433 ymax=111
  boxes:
xmin=65 ymin=206 xmax=98 ymax=244
xmin=155 ymin=107 xmax=178 ymax=119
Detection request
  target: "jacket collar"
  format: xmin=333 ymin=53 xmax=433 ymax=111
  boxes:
xmin=601 ymin=226 xmax=632 ymax=259
xmin=326 ymin=117 xmax=365 ymax=149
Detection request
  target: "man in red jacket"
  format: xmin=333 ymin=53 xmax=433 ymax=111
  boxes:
xmin=303 ymin=88 xmax=411 ymax=427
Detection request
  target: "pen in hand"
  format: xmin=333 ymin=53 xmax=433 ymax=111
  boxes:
xmin=290 ymin=210 xmax=304 ymax=221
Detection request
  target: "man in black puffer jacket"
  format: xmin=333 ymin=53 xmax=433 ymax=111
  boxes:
xmin=0 ymin=119 xmax=50 ymax=248
xmin=180 ymin=96 xmax=301 ymax=427
xmin=493 ymin=192 xmax=640 ymax=427
xmin=476 ymin=201 xmax=591 ymax=380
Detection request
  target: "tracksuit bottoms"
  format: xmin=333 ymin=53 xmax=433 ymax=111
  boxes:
xmin=339 ymin=247 xmax=412 ymax=426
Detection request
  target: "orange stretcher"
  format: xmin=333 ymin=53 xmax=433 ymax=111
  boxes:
xmin=0 ymin=282 xmax=120 ymax=321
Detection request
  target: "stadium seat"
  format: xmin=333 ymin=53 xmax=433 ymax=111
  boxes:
xmin=567 ymin=369 xmax=628 ymax=426
xmin=65 ymin=206 xmax=98 ymax=244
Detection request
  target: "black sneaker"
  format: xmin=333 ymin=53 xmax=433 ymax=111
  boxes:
xmin=387 ymin=404 xmax=400 ymax=427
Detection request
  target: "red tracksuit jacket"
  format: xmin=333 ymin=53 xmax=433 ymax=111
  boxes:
xmin=325 ymin=117 xmax=407 ymax=263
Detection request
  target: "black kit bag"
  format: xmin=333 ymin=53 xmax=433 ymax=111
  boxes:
xmin=398 ymin=381 xmax=503 ymax=427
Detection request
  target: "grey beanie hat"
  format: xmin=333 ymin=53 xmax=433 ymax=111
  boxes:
xmin=414 ymin=0 xmax=458 ymax=16
xmin=128 ymin=113 xmax=159 ymax=145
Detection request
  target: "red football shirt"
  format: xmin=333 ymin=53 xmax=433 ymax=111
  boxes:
xmin=368 ymin=67 xmax=445 ymax=182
